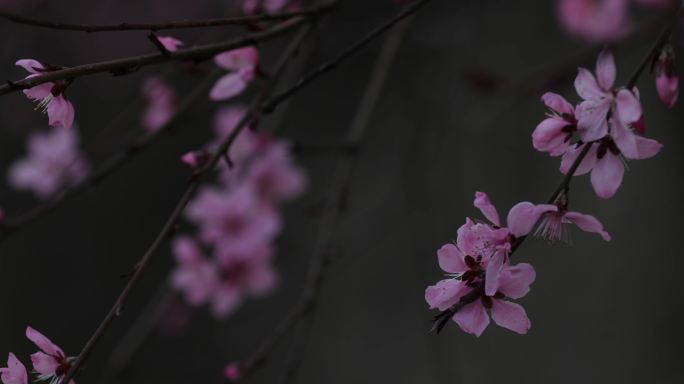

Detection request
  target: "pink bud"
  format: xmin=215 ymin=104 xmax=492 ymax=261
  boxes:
xmin=654 ymin=44 xmax=678 ymax=109
xmin=181 ymin=152 xmax=200 ymax=168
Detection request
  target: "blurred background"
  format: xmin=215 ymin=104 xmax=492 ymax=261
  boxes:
xmin=0 ymin=0 xmax=683 ymax=383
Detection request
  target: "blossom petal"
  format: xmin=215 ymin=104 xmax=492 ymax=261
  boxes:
xmin=497 ymin=263 xmax=536 ymax=299
xmin=0 ymin=353 xmax=28 ymax=384
xmin=576 ymin=98 xmax=610 ymax=142
xmin=564 ymin=211 xmax=611 ymax=241
xmin=437 ymin=243 xmax=467 ymax=273
xmin=209 ymin=73 xmax=248 ymax=101
xmin=214 ymin=47 xmax=259 ymax=71
xmin=29 ymin=352 xmax=58 ymax=376
xmin=15 ymin=59 xmax=45 ymax=74
xmin=485 ymin=250 xmax=505 ymax=296
xmin=615 ymin=89 xmax=642 ymax=124
xmin=541 ymin=92 xmax=574 ymax=115
xmin=26 ymin=327 xmax=63 ymax=357
xmin=596 ymin=50 xmax=616 ymax=90
xmin=507 ymin=202 xmax=557 ymax=238
xmin=632 ymin=135 xmax=663 ymax=159
xmin=452 ymin=299 xmax=490 ymax=337
xmin=46 ymin=96 xmax=75 ymax=129
xmin=491 ymin=300 xmax=531 ymax=334
xmin=590 ymin=153 xmax=624 ymax=199
xmin=532 ymin=118 xmax=571 ymax=155
xmin=560 ymin=143 xmax=597 ymax=176
xmin=473 ymin=191 xmax=500 ymax=226
xmin=425 ymin=279 xmax=469 ymax=311
xmin=575 ymin=67 xmax=605 ymax=100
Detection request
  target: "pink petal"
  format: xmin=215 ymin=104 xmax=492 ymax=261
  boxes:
xmin=590 ymin=153 xmax=624 ymax=199
xmin=26 ymin=327 xmax=63 ymax=358
xmin=596 ymin=50 xmax=616 ymax=90
xmin=632 ymin=135 xmax=663 ymax=160
xmin=490 ymin=300 xmax=531 ymax=334
xmin=473 ymin=191 xmax=500 ymax=226
xmin=214 ymin=47 xmax=259 ymax=71
xmin=211 ymin=286 xmax=243 ymax=318
xmin=452 ymin=299 xmax=490 ymax=337
xmin=576 ymin=98 xmax=611 ymax=142
xmin=29 ymin=352 xmax=58 ymax=376
xmin=541 ymin=92 xmax=574 ymax=115
xmin=425 ymin=279 xmax=469 ymax=311
xmin=560 ymin=143 xmax=597 ymax=176
xmin=15 ymin=59 xmax=44 ymax=74
xmin=532 ymin=118 xmax=571 ymax=155
xmin=574 ymin=67 xmax=605 ymax=100
xmin=172 ymin=236 xmax=203 ymax=264
xmin=497 ymin=263 xmax=536 ymax=299
xmin=0 ymin=353 xmax=27 ymax=384
xmin=22 ymin=82 xmax=52 ymax=101
xmin=47 ymin=96 xmax=75 ymax=129
xmin=615 ymin=89 xmax=642 ymax=124
xmin=485 ymin=250 xmax=505 ymax=296
xmin=156 ymin=36 xmax=183 ymax=52
xmin=564 ymin=211 xmax=611 ymax=241
xmin=437 ymin=243 xmax=467 ymax=273
xmin=656 ymin=73 xmax=678 ymax=109
xmin=507 ymin=202 xmax=557 ymax=238
xmin=209 ymin=73 xmax=248 ymax=101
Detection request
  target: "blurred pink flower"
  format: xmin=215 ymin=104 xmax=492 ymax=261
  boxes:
xmin=0 ymin=353 xmax=27 ymax=384
xmin=8 ymin=128 xmax=89 ymax=199
xmin=532 ymin=92 xmax=577 ymax=156
xmin=212 ymin=106 xmax=257 ymax=165
xmin=557 ymin=0 xmax=629 ymax=43
xmin=141 ymin=76 xmax=177 ymax=132
xmin=244 ymin=140 xmax=307 ymax=202
xmin=26 ymin=327 xmax=75 ymax=384
xmin=170 ymin=236 xmax=217 ymax=305
xmin=655 ymin=45 xmax=679 ymax=109
xmin=210 ymin=47 xmax=259 ymax=101
xmin=16 ymin=59 xmax=75 ymax=129
xmin=224 ymin=362 xmax=242 ymax=382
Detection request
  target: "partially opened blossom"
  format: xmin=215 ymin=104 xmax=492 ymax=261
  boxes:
xmin=155 ymin=35 xmax=183 ymax=52
xmin=26 ymin=327 xmax=75 ymax=384
xmin=654 ymin=45 xmax=678 ymax=109
xmin=209 ymin=47 xmax=259 ymax=101
xmin=534 ymin=200 xmax=611 ymax=242
xmin=141 ymin=76 xmax=176 ymax=132
xmin=557 ymin=0 xmax=629 ymax=43
xmin=185 ymin=184 xmax=280 ymax=252
xmin=574 ymin=49 xmax=642 ymax=142
xmin=0 ymin=353 xmax=27 ymax=384
xmin=244 ymin=140 xmax=307 ymax=202
xmin=16 ymin=59 xmax=74 ymax=129
xmin=8 ymin=128 xmax=89 ymax=199
xmin=532 ymin=92 xmax=577 ymax=156
xmin=425 ymin=243 xmax=536 ymax=336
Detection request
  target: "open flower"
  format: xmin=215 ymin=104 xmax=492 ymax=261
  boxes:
xmin=534 ymin=200 xmax=611 ymax=242
xmin=209 ymin=47 xmax=259 ymax=101
xmin=557 ymin=0 xmax=629 ymax=43
xmin=0 ymin=353 xmax=27 ymax=384
xmin=532 ymin=92 xmax=577 ymax=156
xmin=26 ymin=327 xmax=75 ymax=384
xmin=8 ymin=128 xmax=89 ymax=199
xmin=16 ymin=59 xmax=74 ymax=129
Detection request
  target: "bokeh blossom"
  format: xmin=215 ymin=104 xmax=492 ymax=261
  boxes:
xmin=209 ymin=47 xmax=259 ymax=101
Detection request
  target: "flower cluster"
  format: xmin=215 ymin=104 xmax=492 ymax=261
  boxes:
xmin=1 ymin=327 xmax=75 ymax=384
xmin=426 ymin=48 xmax=666 ymax=336
xmin=169 ymin=106 xmax=307 ymax=318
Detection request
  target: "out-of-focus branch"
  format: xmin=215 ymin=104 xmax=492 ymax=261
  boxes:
xmin=57 ymin=22 xmax=315 ymax=384
xmin=0 ymin=3 xmax=335 ymax=32
xmin=0 ymin=16 xmax=307 ymax=97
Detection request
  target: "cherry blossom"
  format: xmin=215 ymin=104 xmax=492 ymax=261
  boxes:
xmin=8 ymin=128 xmax=89 ymax=199
xmin=243 ymin=139 xmax=307 ymax=202
xmin=654 ymin=45 xmax=678 ymax=109
xmin=26 ymin=326 xmax=75 ymax=384
xmin=0 ymin=353 xmax=27 ymax=384
xmin=141 ymin=76 xmax=177 ymax=132
xmin=534 ymin=198 xmax=611 ymax=242
xmin=557 ymin=0 xmax=629 ymax=43
xmin=16 ymin=59 xmax=75 ymax=129
xmin=170 ymin=236 xmax=217 ymax=306
xmin=209 ymin=47 xmax=259 ymax=101
xmin=532 ymin=92 xmax=577 ymax=156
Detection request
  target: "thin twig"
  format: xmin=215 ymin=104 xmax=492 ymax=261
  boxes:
xmin=0 ymin=3 xmax=334 ymax=32
xmin=0 ymin=17 xmax=307 ymax=97
xmin=57 ymin=23 xmax=314 ymax=384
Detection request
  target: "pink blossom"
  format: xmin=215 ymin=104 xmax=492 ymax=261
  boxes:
xmin=16 ymin=59 xmax=75 ymax=129
xmin=141 ymin=76 xmax=177 ymax=132
xmin=169 ymin=236 xmax=217 ymax=305
xmin=532 ymin=92 xmax=577 ymax=156
xmin=534 ymin=201 xmax=611 ymax=242
xmin=209 ymin=47 xmax=259 ymax=101
xmin=557 ymin=0 xmax=629 ymax=43
xmin=26 ymin=327 xmax=75 ymax=384
xmin=574 ymin=49 xmax=642 ymax=142
xmin=0 ymin=353 xmax=27 ymax=384
xmin=185 ymin=184 xmax=280 ymax=251
xmin=425 ymin=243 xmax=536 ymax=336
xmin=180 ymin=150 xmax=209 ymax=169
xmin=8 ymin=128 xmax=89 ymax=199
xmin=654 ymin=45 xmax=678 ymax=109
xmin=156 ymin=35 xmax=183 ymax=52
xmin=212 ymin=106 xmax=257 ymax=166
xmin=244 ymin=140 xmax=307 ymax=202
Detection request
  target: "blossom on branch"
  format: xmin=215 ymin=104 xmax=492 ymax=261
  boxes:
xmin=209 ymin=47 xmax=259 ymax=101
xmin=16 ymin=59 xmax=75 ymax=129
xmin=532 ymin=92 xmax=577 ymax=156
xmin=26 ymin=327 xmax=75 ymax=384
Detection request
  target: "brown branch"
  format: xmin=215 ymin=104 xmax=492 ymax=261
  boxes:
xmin=0 ymin=16 xmax=308 ymax=97
xmin=57 ymin=22 xmax=315 ymax=384
xmin=0 ymin=3 xmax=335 ymax=32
